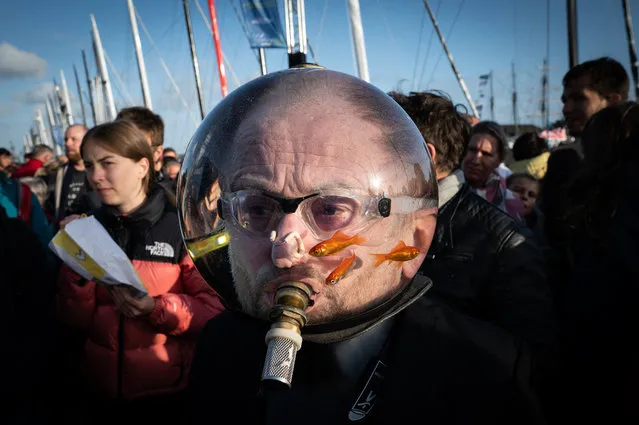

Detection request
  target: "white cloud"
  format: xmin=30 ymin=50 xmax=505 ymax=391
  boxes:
xmin=13 ymin=82 xmax=55 ymax=105
xmin=0 ymin=42 xmax=48 ymax=79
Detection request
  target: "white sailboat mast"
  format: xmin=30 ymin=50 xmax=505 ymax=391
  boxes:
xmin=91 ymin=14 xmax=117 ymax=120
xmin=346 ymin=0 xmax=370 ymax=82
xmin=60 ymin=70 xmax=74 ymax=126
xmin=127 ymin=0 xmax=152 ymax=109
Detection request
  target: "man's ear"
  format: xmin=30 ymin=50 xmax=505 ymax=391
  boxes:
xmin=401 ymin=208 xmax=437 ymax=280
xmin=426 ymin=143 xmax=437 ymax=165
xmin=607 ymin=93 xmax=622 ymax=105
xmin=154 ymin=146 xmax=164 ymax=164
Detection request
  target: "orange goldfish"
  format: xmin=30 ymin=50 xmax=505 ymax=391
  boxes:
xmin=309 ymin=230 xmax=367 ymax=257
xmin=326 ymin=253 xmax=357 ymax=285
xmin=371 ymin=241 xmax=420 ymax=268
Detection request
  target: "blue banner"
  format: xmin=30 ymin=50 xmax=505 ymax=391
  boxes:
xmin=51 ymin=125 xmax=64 ymax=150
xmin=240 ymin=0 xmax=286 ymax=49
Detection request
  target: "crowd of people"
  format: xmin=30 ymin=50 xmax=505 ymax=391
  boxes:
xmin=3 ymin=56 xmax=638 ymax=424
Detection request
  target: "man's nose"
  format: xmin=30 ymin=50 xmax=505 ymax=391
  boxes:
xmin=271 ymin=214 xmax=311 ymax=269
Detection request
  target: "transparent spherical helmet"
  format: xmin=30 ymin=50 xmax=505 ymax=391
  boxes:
xmin=178 ymin=68 xmax=439 ymax=313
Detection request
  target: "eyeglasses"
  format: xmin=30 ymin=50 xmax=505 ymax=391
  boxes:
xmin=218 ymin=190 xmax=435 ymax=240
xmin=218 ymin=190 xmax=395 ymax=240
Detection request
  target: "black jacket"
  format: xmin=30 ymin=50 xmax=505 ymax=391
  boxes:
xmin=1 ymin=205 xmax=56 ymax=421
xmin=188 ymin=283 xmax=545 ymax=425
xmin=420 ymin=183 xmax=555 ymax=347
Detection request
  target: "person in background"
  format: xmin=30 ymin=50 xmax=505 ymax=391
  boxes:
xmin=390 ymin=90 xmax=554 ymax=349
xmin=56 ymin=120 xmax=224 ymax=424
xmin=49 ymin=124 xmax=100 ymax=227
xmin=507 ymin=173 xmax=545 ymax=246
xmin=2 ymin=204 xmax=56 ymax=424
xmin=462 ymin=121 xmax=524 ymax=219
xmin=20 ymin=176 xmax=49 ymax=209
xmin=162 ymin=159 xmax=181 ymax=181
xmin=561 ymin=57 xmax=629 ymax=157
xmin=0 ymin=147 xmax=13 ymax=174
xmin=13 ymin=145 xmax=53 ymax=178
xmin=116 ymin=107 xmax=176 ymax=199
xmin=554 ymin=102 xmax=639 ymax=424
xmin=0 ymin=166 xmax=53 ymax=247
xmin=116 ymin=107 xmax=165 ymax=175
xmin=509 ymin=132 xmax=550 ymax=179
xmin=162 ymin=147 xmax=177 ymax=160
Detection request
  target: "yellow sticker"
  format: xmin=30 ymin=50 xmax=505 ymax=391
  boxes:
xmin=186 ymin=231 xmax=230 ymax=260
xmin=53 ymin=230 xmax=106 ymax=280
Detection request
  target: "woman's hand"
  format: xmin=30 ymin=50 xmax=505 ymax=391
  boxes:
xmin=109 ymin=285 xmax=156 ymax=318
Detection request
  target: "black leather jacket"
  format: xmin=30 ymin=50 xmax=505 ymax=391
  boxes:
xmin=420 ymin=183 xmax=555 ymax=347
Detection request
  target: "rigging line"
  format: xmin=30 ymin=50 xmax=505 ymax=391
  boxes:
xmin=411 ymin=9 xmax=427 ymax=91
xmin=376 ymin=0 xmax=398 ymax=50
xmin=228 ymin=0 xmax=260 ymax=62
xmin=313 ymin=0 xmax=329 ymax=60
xmin=193 ymin=0 xmax=243 ymax=87
xmin=425 ymin=0 xmax=466 ymax=89
xmin=417 ymin=0 xmax=441 ymax=90
xmin=512 ymin=0 xmax=517 ymax=61
xmin=103 ymin=48 xmax=135 ymax=106
xmin=134 ymin=6 xmax=199 ymax=127
xmin=307 ymin=38 xmax=317 ymax=64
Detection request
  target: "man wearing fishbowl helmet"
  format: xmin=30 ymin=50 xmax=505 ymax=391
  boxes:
xmin=180 ymin=68 xmax=545 ymax=424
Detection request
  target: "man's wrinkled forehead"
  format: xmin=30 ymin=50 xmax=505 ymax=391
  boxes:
xmin=223 ymin=99 xmax=388 ymax=188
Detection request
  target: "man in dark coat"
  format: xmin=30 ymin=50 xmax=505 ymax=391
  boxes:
xmin=181 ymin=69 xmax=546 ymax=424
xmin=389 ymin=91 xmax=555 ymax=349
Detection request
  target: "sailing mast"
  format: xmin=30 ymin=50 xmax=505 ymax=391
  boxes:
xmin=34 ymin=110 xmax=50 ymax=148
xmin=622 ymin=0 xmax=639 ymax=99
xmin=207 ymin=0 xmax=228 ymax=97
xmin=60 ymin=70 xmax=74 ymax=126
xmin=258 ymin=48 xmax=267 ymax=75
xmin=512 ymin=62 xmax=519 ymax=136
xmin=81 ymin=50 xmax=97 ymax=126
xmin=91 ymin=14 xmax=117 ymax=120
xmin=45 ymin=98 xmax=57 ymax=148
xmin=346 ymin=0 xmax=370 ymax=82
xmin=422 ymin=0 xmax=478 ymax=117
xmin=567 ymin=0 xmax=578 ymax=68
xmin=183 ymin=0 xmax=206 ymax=119
xmin=284 ymin=0 xmax=308 ymax=67
xmin=489 ymin=70 xmax=495 ymax=120
xmin=127 ymin=0 xmax=153 ymax=109
xmin=73 ymin=64 xmax=88 ymax=125
xmin=540 ymin=58 xmax=549 ymax=129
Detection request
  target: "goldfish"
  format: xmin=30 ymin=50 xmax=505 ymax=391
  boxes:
xmin=371 ymin=241 xmax=420 ymax=268
xmin=326 ymin=253 xmax=357 ymax=285
xmin=309 ymin=230 xmax=367 ymax=257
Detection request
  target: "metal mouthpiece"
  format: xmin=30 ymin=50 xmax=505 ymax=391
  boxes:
xmin=261 ymin=282 xmax=313 ymax=388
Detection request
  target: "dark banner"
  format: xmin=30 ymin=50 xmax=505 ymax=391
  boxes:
xmin=240 ymin=0 xmax=286 ymax=49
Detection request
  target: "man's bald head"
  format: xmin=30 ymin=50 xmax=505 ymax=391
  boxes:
xmin=67 ymin=124 xmax=89 ymax=133
xmin=202 ymin=69 xmax=433 ymax=191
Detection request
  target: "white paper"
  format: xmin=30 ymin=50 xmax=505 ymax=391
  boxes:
xmin=49 ymin=216 xmax=148 ymax=294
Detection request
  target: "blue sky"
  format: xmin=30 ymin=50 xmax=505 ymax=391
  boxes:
xmin=1 ymin=0 xmax=637 ymax=155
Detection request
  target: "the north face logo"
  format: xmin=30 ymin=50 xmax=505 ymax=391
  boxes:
xmin=145 ymin=242 xmax=175 ymax=258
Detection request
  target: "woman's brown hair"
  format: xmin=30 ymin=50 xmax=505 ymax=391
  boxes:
xmin=81 ymin=120 xmax=156 ymax=193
